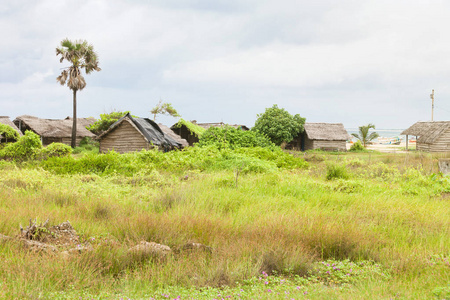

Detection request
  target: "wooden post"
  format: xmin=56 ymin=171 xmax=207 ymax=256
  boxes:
xmin=406 ymin=135 xmax=408 ymax=151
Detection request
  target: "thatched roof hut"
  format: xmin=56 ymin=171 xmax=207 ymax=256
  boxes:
xmin=170 ymin=119 xmax=206 ymax=146
xmin=401 ymin=121 xmax=450 ymax=152
xmin=0 ymin=116 xmax=23 ymax=142
xmin=98 ymin=113 xmax=185 ymax=153
xmin=13 ymin=115 xmax=96 ymax=146
xmin=287 ymin=122 xmax=350 ymax=151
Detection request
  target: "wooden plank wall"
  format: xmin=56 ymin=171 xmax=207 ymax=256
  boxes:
xmin=311 ymin=140 xmax=346 ymax=151
xmin=420 ymin=129 xmax=450 ymax=152
xmin=100 ymin=121 xmax=149 ymax=153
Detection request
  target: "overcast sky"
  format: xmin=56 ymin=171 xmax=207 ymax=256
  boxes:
xmin=1 ymin=0 xmax=450 ymax=129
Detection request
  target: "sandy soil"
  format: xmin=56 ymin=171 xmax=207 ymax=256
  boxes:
xmin=347 ymin=142 xmax=411 ymax=153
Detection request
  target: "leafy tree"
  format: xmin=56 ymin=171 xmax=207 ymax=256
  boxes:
xmin=87 ymin=111 xmax=131 ymax=135
xmin=150 ymin=100 xmax=180 ymax=121
xmin=351 ymin=124 xmax=379 ymax=147
xmin=56 ymin=39 xmax=101 ymax=148
xmin=253 ymin=105 xmax=305 ymax=146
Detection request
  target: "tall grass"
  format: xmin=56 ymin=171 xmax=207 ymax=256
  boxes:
xmin=0 ymin=150 xmax=449 ymax=298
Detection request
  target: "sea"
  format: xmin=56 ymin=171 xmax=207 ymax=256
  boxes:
xmin=346 ymin=128 xmax=405 ymax=142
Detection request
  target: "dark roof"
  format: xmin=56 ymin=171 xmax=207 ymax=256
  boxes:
xmin=0 ymin=116 xmax=23 ymax=136
xmin=158 ymin=124 xmax=189 ymax=148
xmin=13 ymin=115 xmax=96 ymax=138
xmin=304 ymin=123 xmax=350 ymax=141
xmin=99 ymin=113 xmax=183 ymax=148
xmin=401 ymin=121 xmax=450 ymax=143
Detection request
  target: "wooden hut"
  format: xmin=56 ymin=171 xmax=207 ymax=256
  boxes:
xmin=0 ymin=116 xmax=23 ymax=143
xmin=401 ymin=121 xmax=450 ymax=152
xmin=158 ymin=123 xmax=189 ymax=148
xmin=98 ymin=113 xmax=185 ymax=153
xmin=170 ymin=119 xmax=206 ymax=146
xmin=287 ymin=123 xmax=349 ymax=151
xmin=13 ymin=115 xmax=96 ymax=146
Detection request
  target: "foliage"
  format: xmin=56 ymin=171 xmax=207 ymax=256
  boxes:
xmin=172 ymin=118 xmax=206 ymax=137
xmin=351 ymin=124 xmax=379 ymax=147
xmin=349 ymin=140 xmax=366 ymax=152
xmin=0 ymin=131 xmax=42 ymax=161
xmin=0 ymin=124 xmax=20 ymax=141
xmin=56 ymin=38 xmax=101 ymax=148
xmin=150 ymin=100 xmax=181 ymax=121
xmin=39 ymin=146 xmax=307 ymax=176
xmin=39 ymin=143 xmax=73 ymax=160
xmin=197 ymin=126 xmax=275 ymax=149
xmin=253 ymin=104 xmax=305 ymax=146
xmin=326 ymin=162 xmax=349 ymax=180
xmin=87 ymin=111 xmax=131 ymax=135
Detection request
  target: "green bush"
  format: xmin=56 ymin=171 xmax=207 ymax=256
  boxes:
xmin=198 ymin=126 xmax=275 ymax=149
xmin=87 ymin=111 xmax=131 ymax=135
xmin=73 ymin=137 xmax=99 ymax=154
xmin=326 ymin=162 xmax=349 ymax=180
xmin=39 ymin=143 xmax=73 ymax=159
xmin=0 ymin=124 xmax=20 ymax=141
xmin=349 ymin=141 xmax=366 ymax=152
xmin=0 ymin=131 xmax=42 ymax=161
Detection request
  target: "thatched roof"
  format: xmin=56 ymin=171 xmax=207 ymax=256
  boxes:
xmin=401 ymin=121 xmax=450 ymax=144
xmin=99 ymin=113 xmax=184 ymax=148
xmin=158 ymin=124 xmax=189 ymax=148
xmin=304 ymin=123 xmax=350 ymax=141
xmin=13 ymin=115 xmax=96 ymax=138
xmin=197 ymin=122 xmax=249 ymax=131
xmin=0 ymin=116 xmax=23 ymax=136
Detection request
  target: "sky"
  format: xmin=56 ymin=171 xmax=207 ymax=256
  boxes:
xmin=1 ymin=0 xmax=450 ymax=129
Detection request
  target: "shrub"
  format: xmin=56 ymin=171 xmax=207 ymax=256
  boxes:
xmin=73 ymin=137 xmax=99 ymax=154
xmin=326 ymin=162 xmax=349 ymax=180
xmin=39 ymin=143 xmax=73 ymax=159
xmin=198 ymin=126 xmax=276 ymax=149
xmin=349 ymin=141 xmax=366 ymax=152
xmin=0 ymin=124 xmax=20 ymax=141
xmin=0 ymin=131 xmax=42 ymax=161
xmin=87 ymin=111 xmax=131 ymax=135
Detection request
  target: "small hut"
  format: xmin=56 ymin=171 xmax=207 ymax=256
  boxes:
xmin=13 ymin=115 xmax=96 ymax=146
xmin=158 ymin=123 xmax=189 ymax=148
xmin=287 ymin=123 xmax=349 ymax=151
xmin=401 ymin=121 xmax=450 ymax=152
xmin=98 ymin=113 xmax=185 ymax=153
xmin=170 ymin=119 xmax=206 ymax=146
xmin=0 ymin=116 xmax=23 ymax=143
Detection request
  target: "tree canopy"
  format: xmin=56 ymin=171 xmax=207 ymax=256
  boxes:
xmin=351 ymin=123 xmax=379 ymax=147
xmin=253 ymin=105 xmax=305 ymax=146
xmin=150 ymin=100 xmax=180 ymax=121
xmin=56 ymin=39 xmax=101 ymax=148
xmin=87 ymin=111 xmax=131 ymax=135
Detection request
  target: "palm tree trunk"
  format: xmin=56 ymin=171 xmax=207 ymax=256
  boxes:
xmin=71 ymin=89 xmax=77 ymax=148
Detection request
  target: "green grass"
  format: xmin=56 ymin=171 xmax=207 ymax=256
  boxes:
xmin=0 ymin=149 xmax=449 ymax=299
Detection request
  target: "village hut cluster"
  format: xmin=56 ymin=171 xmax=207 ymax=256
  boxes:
xmin=1 ymin=113 xmax=357 ymax=153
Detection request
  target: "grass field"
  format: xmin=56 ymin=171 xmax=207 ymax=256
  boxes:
xmin=0 ymin=149 xmax=449 ymax=299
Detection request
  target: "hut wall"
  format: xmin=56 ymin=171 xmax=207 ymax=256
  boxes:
xmin=60 ymin=137 xmax=85 ymax=147
xmin=307 ymin=139 xmax=346 ymax=151
xmin=172 ymin=126 xmax=198 ymax=146
xmin=424 ymin=129 xmax=450 ymax=152
xmin=100 ymin=121 xmax=150 ymax=153
xmin=417 ymin=143 xmax=430 ymax=152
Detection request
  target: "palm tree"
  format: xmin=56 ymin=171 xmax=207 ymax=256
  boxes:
xmin=56 ymin=39 xmax=101 ymax=148
xmin=352 ymin=123 xmax=379 ymax=147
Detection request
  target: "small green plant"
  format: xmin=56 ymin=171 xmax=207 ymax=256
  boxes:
xmin=349 ymin=140 xmax=365 ymax=152
xmin=326 ymin=162 xmax=349 ymax=180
